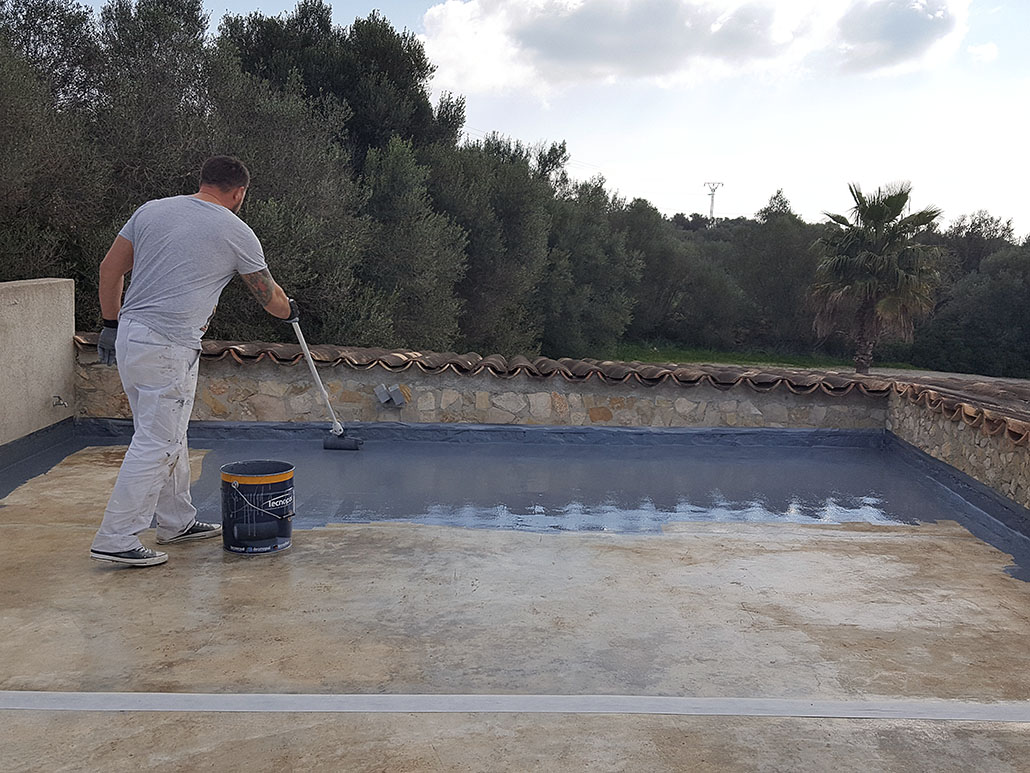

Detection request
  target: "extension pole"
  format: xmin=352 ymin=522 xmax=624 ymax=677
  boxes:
xmin=292 ymin=320 xmax=344 ymax=437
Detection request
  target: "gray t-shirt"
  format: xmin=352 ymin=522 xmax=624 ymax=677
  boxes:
xmin=118 ymin=195 xmax=267 ymax=348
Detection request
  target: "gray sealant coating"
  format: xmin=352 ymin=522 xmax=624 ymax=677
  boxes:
xmin=4 ymin=422 xmax=1030 ymax=578
xmin=184 ymin=440 xmax=943 ymax=533
xmin=179 ymin=434 xmax=1030 ymax=580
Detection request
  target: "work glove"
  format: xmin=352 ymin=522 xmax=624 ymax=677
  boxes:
xmin=283 ymin=298 xmax=300 ymax=325
xmin=98 ymin=323 xmax=118 ymax=365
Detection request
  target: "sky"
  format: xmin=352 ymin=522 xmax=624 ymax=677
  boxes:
xmin=87 ymin=0 xmax=1029 ymax=236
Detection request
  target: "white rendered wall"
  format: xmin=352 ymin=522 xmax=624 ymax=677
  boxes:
xmin=0 ymin=279 xmax=76 ymax=444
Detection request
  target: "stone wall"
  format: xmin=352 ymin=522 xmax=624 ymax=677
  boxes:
xmin=76 ymin=353 xmax=887 ymax=430
xmin=888 ymin=390 xmax=1030 ymax=512
xmin=1 ymin=279 xmax=76 ymax=445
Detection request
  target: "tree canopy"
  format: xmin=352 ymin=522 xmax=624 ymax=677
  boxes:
xmin=0 ymin=0 xmax=1024 ymax=374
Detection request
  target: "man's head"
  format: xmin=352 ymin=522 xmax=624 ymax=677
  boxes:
xmin=199 ymin=156 xmax=250 ymax=213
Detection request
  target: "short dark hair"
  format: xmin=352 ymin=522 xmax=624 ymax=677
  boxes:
xmin=200 ymin=156 xmax=250 ymax=191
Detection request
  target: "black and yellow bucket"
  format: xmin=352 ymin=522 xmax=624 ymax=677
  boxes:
xmin=220 ymin=460 xmax=294 ymax=554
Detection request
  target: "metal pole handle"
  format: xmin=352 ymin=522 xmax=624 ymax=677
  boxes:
xmin=292 ymin=320 xmax=344 ymax=436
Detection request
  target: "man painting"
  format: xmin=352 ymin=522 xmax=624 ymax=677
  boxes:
xmin=90 ymin=156 xmax=297 ymax=567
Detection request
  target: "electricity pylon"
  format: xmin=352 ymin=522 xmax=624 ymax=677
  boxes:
xmin=704 ymin=182 xmax=723 ymax=222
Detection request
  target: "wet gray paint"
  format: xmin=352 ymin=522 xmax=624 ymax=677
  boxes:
xmin=181 ymin=439 xmax=951 ymax=532
xmin=4 ymin=421 xmax=1030 ymax=578
xmin=175 ymin=432 xmax=1030 ymax=579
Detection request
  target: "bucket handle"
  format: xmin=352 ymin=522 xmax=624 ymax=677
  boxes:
xmin=229 ymin=480 xmax=293 ymax=520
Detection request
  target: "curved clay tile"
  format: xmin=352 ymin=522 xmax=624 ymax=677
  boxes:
xmin=670 ymin=367 xmax=707 ymax=385
xmin=744 ymin=374 xmax=783 ymax=393
xmin=530 ymin=358 xmax=567 ymax=378
xmin=634 ymin=364 xmax=673 ymax=383
xmin=597 ymin=362 xmax=634 ymax=381
xmin=413 ymin=352 xmax=457 ymax=371
xmin=507 ymin=355 xmax=537 ymax=373
xmin=564 ymin=360 xmax=604 ymax=379
xmin=1006 ymin=420 xmax=1030 ymax=446
xmin=475 ymin=354 xmax=509 ymax=376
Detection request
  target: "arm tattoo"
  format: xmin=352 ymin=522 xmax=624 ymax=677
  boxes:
xmin=241 ymin=268 xmax=274 ymax=306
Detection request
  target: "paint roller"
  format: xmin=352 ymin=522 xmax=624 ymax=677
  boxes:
xmin=291 ymin=319 xmax=363 ymax=451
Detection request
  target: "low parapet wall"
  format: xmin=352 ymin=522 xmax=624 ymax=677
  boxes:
xmin=75 ymin=340 xmax=888 ymax=431
xmin=889 ymin=386 xmax=1030 ymax=512
xmin=72 ymin=334 xmax=1030 ymax=515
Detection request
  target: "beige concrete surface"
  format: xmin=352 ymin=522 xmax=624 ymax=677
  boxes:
xmin=0 ymin=278 xmax=75 ymax=445
xmin=3 ymin=447 xmax=1030 ymax=770
xmin=5 ymin=713 xmax=1030 ymax=772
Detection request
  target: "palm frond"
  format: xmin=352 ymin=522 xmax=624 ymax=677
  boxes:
xmin=815 ymin=181 xmax=944 ymax=356
xmin=897 ymin=207 xmax=943 ymax=233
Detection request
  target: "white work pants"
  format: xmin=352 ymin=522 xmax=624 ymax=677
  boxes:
xmin=91 ymin=319 xmax=200 ymax=552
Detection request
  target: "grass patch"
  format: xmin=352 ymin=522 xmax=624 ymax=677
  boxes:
xmin=599 ymin=342 xmax=913 ymax=370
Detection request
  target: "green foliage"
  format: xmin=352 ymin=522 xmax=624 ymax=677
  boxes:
xmin=0 ymin=0 xmax=100 ymax=107
xmin=668 ymin=254 xmax=746 ymax=348
xmin=93 ymin=0 xmax=211 ymax=211
xmin=361 ymin=136 xmax=467 ymax=350
xmin=619 ymin=199 xmax=692 ymax=339
xmin=617 ymin=199 xmax=743 ymax=350
xmin=0 ymin=39 xmax=107 ymax=322
xmin=909 ymin=244 xmax=1030 ymax=377
xmin=939 ymin=210 xmax=1016 ymax=274
xmin=602 ymin=341 xmax=878 ymax=370
xmin=201 ymin=46 xmax=382 ymax=345
xmin=731 ymin=191 xmax=823 ymax=349
xmin=539 ymin=180 xmax=640 ymax=357
xmin=422 ymin=135 xmax=551 ymax=355
xmin=755 ymin=188 xmax=793 ymax=223
xmin=671 ymin=212 xmax=710 ymax=231
xmin=220 ymin=2 xmax=461 ymax=166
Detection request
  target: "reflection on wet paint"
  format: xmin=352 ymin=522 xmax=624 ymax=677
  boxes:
xmin=333 ymin=467 xmax=918 ymax=532
xmin=184 ymin=439 xmax=992 ymax=541
xmin=339 ymin=491 xmax=907 ymax=533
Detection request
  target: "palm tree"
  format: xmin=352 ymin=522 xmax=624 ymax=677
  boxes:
xmin=811 ymin=182 xmax=942 ymax=374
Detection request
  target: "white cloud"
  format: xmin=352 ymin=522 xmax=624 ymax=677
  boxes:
xmin=420 ymin=0 xmax=972 ymax=94
xmin=421 ymin=0 xmax=538 ymax=93
xmin=833 ymin=0 xmax=970 ymax=74
xmin=967 ymin=41 xmax=998 ymax=62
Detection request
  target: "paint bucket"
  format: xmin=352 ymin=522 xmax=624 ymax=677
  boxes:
xmin=220 ymin=460 xmax=294 ymax=554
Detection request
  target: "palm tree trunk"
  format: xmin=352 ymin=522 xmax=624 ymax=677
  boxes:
xmin=853 ymin=300 xmax=877 ymax=374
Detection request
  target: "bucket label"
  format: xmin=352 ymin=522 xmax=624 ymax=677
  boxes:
xmin=265 ymin=493 xmax=294 ymax=510
xmin=221 ymin=461 xmax=294 ymax=555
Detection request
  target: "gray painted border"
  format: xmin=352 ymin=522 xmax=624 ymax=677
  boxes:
xmin=887 ymin=432 xmax=1030 ymax=538
xmin=0 ymin=417 xmax=75 ymax=471
xmin=74 ymin=418 xmax=888 ymax=448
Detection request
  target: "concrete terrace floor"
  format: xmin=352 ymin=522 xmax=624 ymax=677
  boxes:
xmin=3 ymin=438 xmax=1030 ymax=771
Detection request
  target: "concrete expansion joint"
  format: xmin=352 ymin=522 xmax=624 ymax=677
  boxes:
xmin=5 ymin=691 xmax=1030 ymax=723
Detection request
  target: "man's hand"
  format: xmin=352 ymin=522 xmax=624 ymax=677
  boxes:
xmin=283 ymin=298 xmax=300 ymax=324
xmin=98 ymin=325 xmax=117 ymax=365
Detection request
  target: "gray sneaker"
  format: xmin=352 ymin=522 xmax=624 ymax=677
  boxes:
xmin=90 ymin=546 xmax=168 ymax=566
xmin=156 ymin=520 xmax=222 ymax=545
